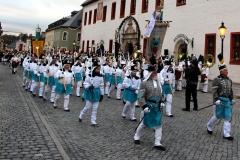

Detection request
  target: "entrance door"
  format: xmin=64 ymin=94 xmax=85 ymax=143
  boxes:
xmin=125 ymin=42 xmax=134 ymax=56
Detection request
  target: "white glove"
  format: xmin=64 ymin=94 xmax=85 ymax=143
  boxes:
xmin=160 ymin=103 xmax=165 ymax=108
xmin=135 ymin=90 xmax=139 ymax=95
xmin=231 ymin=99 xmax=235 ymax=105
xmin=45 ymin=75 xmax=49 ymax=78
xmin=144 ymin=107 xmax=150 ymax=113
xmin=37 ymin=73 xmax=40 ymax=77
xmin=215 ymin=100 xmax=221 ymax=105
xmin=165 ymin=78 xmax=169 ymax=82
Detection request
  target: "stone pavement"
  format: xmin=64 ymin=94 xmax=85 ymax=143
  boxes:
xmin=0 ymin=65 xmax=240 ymax=160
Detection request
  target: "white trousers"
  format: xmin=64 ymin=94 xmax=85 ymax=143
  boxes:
xmin=76 ymin=81 xmax=82 ymax=96
xmin=23 ymin=76 xmax=26 ymax=86
xmin=79 ymin=100 xmax=99 ymax=125
xmin=54 ymin=93 xmax=70 ymax=110
xmin=44 ymin=85 xmax=56 ymax=102
xmin=105 ymin=82 xmax=110 ymax=94
xmin=182 ymin=78 xmax=186 ymax=87
xmin=176 ymin=80 xmax=182 ymax=90
xmin=202 ymin=84 xmax=208 ymax=92
xmin=164 ymin=94 xmax=172 ymax=116
xmin=206 ymin=105 xmax=231 ymax=137
xmin=30 ymin=80 xmax=38 ymax=95
xmin=134 ymin=121 xmax=163 ymax=146
xmin=108 ymin=83 xmax=122 ymax=99
xmin=122 ymin=101 xmax=136 ymax=119
xmin=39 ymin=82 xmax=45 ymax=97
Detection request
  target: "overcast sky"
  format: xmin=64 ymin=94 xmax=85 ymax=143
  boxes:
xmin=0 ymin=0 xmax=85 ymax=36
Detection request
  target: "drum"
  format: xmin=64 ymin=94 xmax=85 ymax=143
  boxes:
xmin=175 ymin=70 xmax=182 ymax=80
xmin=12 ymin=61 xmax=19 ymax=68
xmin=201 ymin=74 xmax=206 ymax=83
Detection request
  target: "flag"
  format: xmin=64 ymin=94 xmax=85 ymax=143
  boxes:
xmin=145 ymin=11 xmax=156 ymax=37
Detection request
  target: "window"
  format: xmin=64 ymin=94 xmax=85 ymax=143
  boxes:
xmin=130 ymin=0 xmax=136 ymax=15
xmin=88 ymin=10 xmax=92 ymax=25
xmin=204 ymin=34 xmax=216 ymax=58
xmin=93 ymin=9 xmax=97 ymax=24
xmin=143 ymin=38 xmax=148 ymax=56
xmin=87 ymin=40 xmax=89 ymax=52
xmin=120 ymin=0 xmax=126 ymax=18
xmin=111 ymin=2 xmax=116 ymax=20
xmin=84 ymin=12 xmax=87 ymax=25
xmin=77 ymin=33 xmax=81 ymax=41
xmin=82 ymin=40 xmax=85 ymax=52
xmin=102 ymin=6 xmax=107 ymax=22
xmin=62 ymin=32 xmax=67 ymax=41
xmin=176 ymin=0 xmax=186 ymax=6
xmin=156 ymin=0 xmax=164 ymax=9
xmin=230 ymin=32 xmax=240 ymax=65
xmin=109 ymin=39 xmax=113 ymax=53
xmin=142 ymin=0 xmax=148 ymax=13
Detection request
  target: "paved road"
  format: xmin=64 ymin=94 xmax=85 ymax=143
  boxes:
xmin=1 ymin=65 xmax=240 ymax=160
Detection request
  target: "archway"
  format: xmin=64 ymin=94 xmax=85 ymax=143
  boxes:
xmin=173 ymin=39 xmax=188 ymax=62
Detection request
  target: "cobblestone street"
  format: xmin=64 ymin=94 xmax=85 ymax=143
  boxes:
xmin=0 ymin=65 xmax=240 ymax=160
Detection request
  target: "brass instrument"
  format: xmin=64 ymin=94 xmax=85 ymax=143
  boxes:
xmin=204 ymin=54 xmax=215 ymax=68
xmin=133 ymin=49 xmax=143 ymax=62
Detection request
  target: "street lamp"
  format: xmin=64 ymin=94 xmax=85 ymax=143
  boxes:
xmin=73 ymin=40 xmax=76 ymax=51
xmin=218 ymin=22 xmax=227 ymax=56
xmin=36 ymin=46 xmax=39 ymax=58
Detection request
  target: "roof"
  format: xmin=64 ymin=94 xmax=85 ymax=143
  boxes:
xmin=8 ymin=42 xmax=16 ymax=49
xmin=62 ymin=9 xmax=83 ymax=28
xmin=81 ymin=0 xmax=98 ymax=6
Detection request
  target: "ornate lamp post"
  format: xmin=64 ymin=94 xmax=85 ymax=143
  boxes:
xmin=36 ymin=46 xmax=39 ymax=58
xmin=218 ymin=22 xmax=227 ymax=56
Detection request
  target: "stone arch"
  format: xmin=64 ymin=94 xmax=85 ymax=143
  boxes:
xmin=173 ymin=39 xmax=187 ymax=62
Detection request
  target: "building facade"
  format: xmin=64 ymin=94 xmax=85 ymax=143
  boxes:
xmin=80 ymin=0 xmax=240 ymax=83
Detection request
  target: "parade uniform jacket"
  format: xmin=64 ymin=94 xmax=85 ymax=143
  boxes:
xmin=39 ymin=62 xmax=48 ymax=84
xmin=23 ymin=57 xmax=30 ymax=77
xmin=28 ymin=61 xmax=38 ymax=82
xmin=212 ymin=75 xmax=233 ymax=119
xmin=71 ymin=63 xmax=83 ymax=82
xmin=54 ymin=69 xmax=74 ymax=95
xmin=122 ymin=74 xmax=141 ymax=102
xmin=140 ymin=78 xmax=163 ymax=128
xmin=83 ymin=74 xmax=104 ymax=102
xmin=47 ymin=63 xmax=59 ymax=86
xmin=159 ymin=66 xmax=175 ymax=94
xmin=109 ymin=66 xmax=123 ymax=85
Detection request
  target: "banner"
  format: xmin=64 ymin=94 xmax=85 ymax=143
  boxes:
xmin=146 ymin=22 xmax=168 ymax=64
xmin=32 ymin=40 xmax=44 ymax=58
xmin=96 ymin=2 xmax=103 ymax=21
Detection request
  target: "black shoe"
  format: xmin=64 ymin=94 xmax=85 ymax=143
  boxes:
xmin=130 ymin=118 xmax=137 ymax=121
xmin=123 ymin=100 xmax=126 ymax=105
xmin=207 ymin=128 xmax=212 ymax=135
xmin=23 ymin=85 xmax=25 ymax=88
xmin=79 ymin=118 xmax=82 ymax=122
xmin=53 ymin=105 xmax=57 ymax=108
xmin=108 ymin=96 xmax=110 ymax=98
xmin=77 ymin=96 xmax=80 ymax=97
xmin=43 ymin=98 xmax=46 ymax=101
xmin=39 ymin=96 xmax=43 ymax=98
xmin=154 ymin=145 xmax=166 ymax=151
xmin=64 ymin=109 xmax=70 ymax=112
xmin=167 ymin=115 xmax=174 ymax=117
xmin=135 ymin=105 xmax=140 ymax=108
xmin=116 ymin=98 xmax=121 ymax=100
xmin=134 ymin=140 xmax=140 ymax=144
xmin=32 ymin=94 xmax=36 ymax=97
xmin=91 ymin=124 xmax=99 ymax=127
xmin=82 ymin=97 xmax=84 ymax=101
xmin=122 ymin=116 xmax=126 ymax=118
xmin=25 ymin=89 xmax=28 ymax=91
xmin=50 ymin=101 xmax=54 ymax=103
xmin=223 ymin=136 xmax=233 ymax=141
xmin=182 ymin=108 xmax=190 ymax=111
xmin=193 ymin=108 xmax=198 ymax=111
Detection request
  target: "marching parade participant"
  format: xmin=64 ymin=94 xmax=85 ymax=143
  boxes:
xmin=199 ymin=63 xmax=210 ymax=93
xmin=22 ymin=52 xmax=31 ymax=88
xmin=159 ymin=59 xmax=175 ymax=117
xmin=108 ymin=60 xmax=123 ymax=100
xmin=28 ymin=55 xmax=39 ymax=97
xmin=175 ymin=60 xmax=183 ymax=91
xmin=102 ymin=58 xmax=111 ymax=95
xmin=206 ymin=54 xmax=235 ymax=140
xmin=134 ymin=65 xmax=166 ymax=151
xmin=121 ymin=65 xmax=141 ymax=121
xmin=197 ymin=61 xmax=203 ymax=91
xmin=79 ymin=60 xmax=104 ymax=127
xmin=43 ymin=55 xmax=59 ymax=102
xmin=71 ymin=57 xmax=84 ymax=97
xmin=11 ymin=53 xmax=21 ymax=74
xmin=53 ymin=58 xmax=74 ymax=112
xmin=38 ymin=54 xmax=48 ymax=98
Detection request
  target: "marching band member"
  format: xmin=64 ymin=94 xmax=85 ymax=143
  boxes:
xmin=71 ymin=57 xmax=84 ymax=97
xmin=200 ymin=63 xmax=209 ymax=93
xmin=207 ymin=54 xmax=235 ymax=140
xmin=159 ymin=59 xmax=175 ymax=117
xmin=197 ymin=61 xmax=203 ymax=91
xmin=175 ymin=60 xmax=183 ymax=91
xmin=53 ymin=58 xmax=74 ymax=111
xmin=11 ymin=54 xmax=21 ymax=74
xmin=134 ymin=65 xmax=166 ymax=151
xmin=28 ymin=55 xmax=39 ymax=97
xmin=22 ymin=52 xmax=31 ymax=88
xmin=43 ymin=55 xmax=59 ymax=102
xmin=79 ymin=60 xmax=104 ymax=127
xmin=102 ymin=59 xmax=111 ymax=95
xmin=121 ymin=65 xmax=141 ymax=121
xmin=38 ymin=54 xmax=48 ymax=98
xmin=108 ymin=61 xmax=123 ymax=100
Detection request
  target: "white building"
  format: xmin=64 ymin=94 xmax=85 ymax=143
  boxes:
xmin=81 ymin=0 xmax=240 ymax=83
